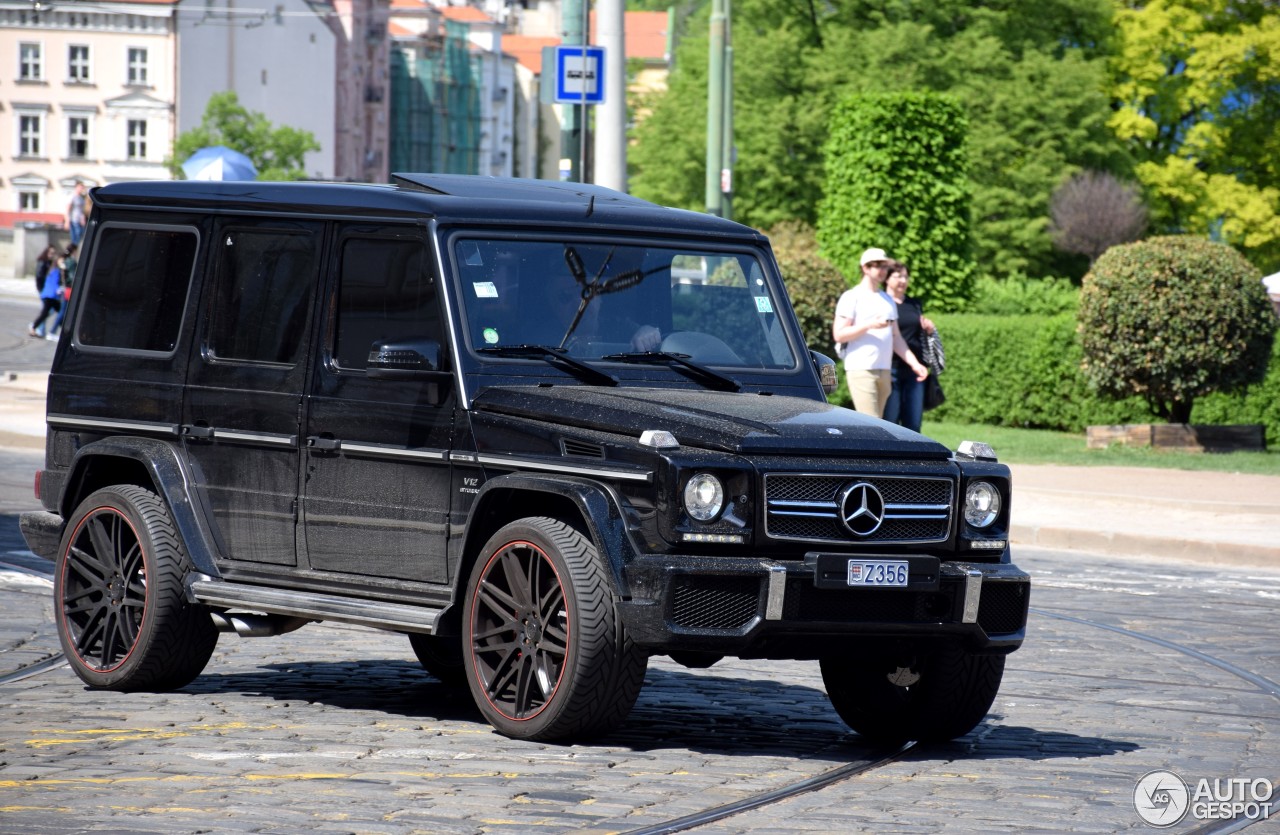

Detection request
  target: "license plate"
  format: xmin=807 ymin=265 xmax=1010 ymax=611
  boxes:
xmin=847 ymin=560 xmax=909 ymax=587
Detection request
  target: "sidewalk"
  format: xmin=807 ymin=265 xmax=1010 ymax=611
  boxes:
xmin=1 ymin=370 xmax=1277 ymax=569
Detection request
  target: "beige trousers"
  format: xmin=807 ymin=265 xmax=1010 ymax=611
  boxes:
xmin=847 ymin=368 xmax=892 ymax=418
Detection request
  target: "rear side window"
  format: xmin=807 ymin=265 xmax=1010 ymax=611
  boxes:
xmin=207 ymin=225 xmax=319 ymax=365
xmin=333 ymin=235 xmax=436 ymax=370
xmin=77 ymin=224 xmax=198 ymax=354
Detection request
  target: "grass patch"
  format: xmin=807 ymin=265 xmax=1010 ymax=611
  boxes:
xmin=922 ymin=420 xmax=1280 ymax=476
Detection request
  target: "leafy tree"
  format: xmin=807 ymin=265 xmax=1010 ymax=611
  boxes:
xmin=1109 ymin=0 xmax=1280 ymax=272
xmin=1050 ymin=170 xmax=1148 ymax=264
xmin=629 ymin=0 xmax=1124 ymax=287
xmin=170 ymin=91 xmax=320 ymax=181
xmin=818 ymin=92 xmax=974 ymax=310
xmin=1078 ymin=236 xmax=1275 ymax=423
xmin=767 ymin=220 xmax=848 ymax=354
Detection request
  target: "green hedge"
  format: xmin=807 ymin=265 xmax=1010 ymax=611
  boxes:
xmin=1192 ymin=336 xmax=1280 ymax=447
xmin=908 ymin=313 xmax=1280 ymax=445
xmin=923 ymin=314 xmax=1155 ymax=431
xmin=817 ymin=92 xmax=975 ymax=311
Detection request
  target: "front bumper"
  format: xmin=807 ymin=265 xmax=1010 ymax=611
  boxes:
xmin=618 ymin=553 xmax=1029 ymax=657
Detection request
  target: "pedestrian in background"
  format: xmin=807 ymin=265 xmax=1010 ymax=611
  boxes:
xmin=882 ymin=260 xmax=935 ymax=433
xmin=33 ymin=245 xmax=56 ymax=295
xmin=47 ymin=244 xmax=79 ymax=340
xmin=832 ymin=247 xmax=930 ymax=418
xmin=29 ymin=257 xmax=64 ymax=339
xmin=66 ymin=182 xmax=88 ymax=246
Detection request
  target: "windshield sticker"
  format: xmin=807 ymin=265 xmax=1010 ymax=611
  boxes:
xmin=473 ymin=281 xmax=498 ymax=298
xmin=755 ymin=296 xmax=774 ymax=313
xmin=482 ymin=327 xmax=500 ymax=344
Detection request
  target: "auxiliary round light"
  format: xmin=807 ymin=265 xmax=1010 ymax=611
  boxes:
xmin=964 ymin=481 xmax=1001 ymax=528
xmin=683 ymin=473 xmax=725 ymax=522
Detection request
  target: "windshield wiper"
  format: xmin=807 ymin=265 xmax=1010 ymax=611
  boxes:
xmin=602 ymin=351 xmax=741 ymax=393
xmin=478 ymin=344 xmax=618 ymax=387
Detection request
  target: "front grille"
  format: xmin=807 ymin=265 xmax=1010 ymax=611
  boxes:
xmin=764 ymin=473 xmax=953 ymax=544
xmin=670 ymin=575 xmax=761 ymax=630
xmin=977 ymin=582 xmax=1029 ymax=635
xmin=782 ymin=580 xmax=955 ymax=623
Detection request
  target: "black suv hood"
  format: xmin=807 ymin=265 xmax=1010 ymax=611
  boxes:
xmin=472 ymin=386 xmax=953 ymax=458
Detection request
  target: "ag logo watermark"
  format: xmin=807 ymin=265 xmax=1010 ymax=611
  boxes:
xmin=1134 ymin=771 xmax=1189 ymax=827
xmin=1134 ymin=769 xmax=1275 ymax=827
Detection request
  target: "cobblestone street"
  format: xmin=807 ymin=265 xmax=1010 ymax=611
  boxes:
xmin=3 ymin=545 xmax=1278 ymax=834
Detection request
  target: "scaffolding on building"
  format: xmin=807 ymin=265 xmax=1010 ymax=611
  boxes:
xmin=389 ymin=20 xmax=481 ymax=174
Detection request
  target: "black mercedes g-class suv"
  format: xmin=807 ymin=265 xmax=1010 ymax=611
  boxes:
xmin=21 ymin=174 xmax=1028 ymax=743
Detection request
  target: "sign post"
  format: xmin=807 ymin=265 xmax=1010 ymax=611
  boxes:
xmin=554 ymin=44 xmax=605 ymax=182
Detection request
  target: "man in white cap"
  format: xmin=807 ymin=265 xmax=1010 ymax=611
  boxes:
xmin=832 ymin=247 xmax=930 ymax=419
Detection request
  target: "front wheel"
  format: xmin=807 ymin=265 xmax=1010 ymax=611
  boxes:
xmin=54 ymin=485 xmax=217 ymax=691
xmin=820 ymin=646 xmax=1005 ymax=743
xmin=463 ymin=517 xmax=647 ymax=741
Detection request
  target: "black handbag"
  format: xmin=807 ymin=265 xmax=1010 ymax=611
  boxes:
xmin=923 ymin=374 xmax=945 ymax=410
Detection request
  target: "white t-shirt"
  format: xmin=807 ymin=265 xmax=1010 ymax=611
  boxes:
xmin=834 ymin=284 xmax=897 ymax=370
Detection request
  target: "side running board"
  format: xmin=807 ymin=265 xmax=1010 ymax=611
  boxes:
xmin=188 ymin=579 xmax=441 ymax=635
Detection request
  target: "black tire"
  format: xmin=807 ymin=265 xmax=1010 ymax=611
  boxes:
xmin=408 ymin=632 xmax=467 ymax=687
xmin=463 ymin=517 xmax=647 ymax=741
xmin=54 ymin=485 xmax=218 ymax=691
xmin=820 ymin=646 xmax=1005 ymax=743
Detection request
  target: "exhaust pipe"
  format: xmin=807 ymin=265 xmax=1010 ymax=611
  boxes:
xmin=209 ymin=612 xmax=312 ymax=638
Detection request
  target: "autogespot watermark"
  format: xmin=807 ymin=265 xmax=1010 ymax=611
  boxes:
xmin=1134 ymin=769 xmax=1275 ymax=827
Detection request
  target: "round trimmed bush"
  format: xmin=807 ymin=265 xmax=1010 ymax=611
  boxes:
xmin=1078 ymin=236 xmax=1275 ymax=423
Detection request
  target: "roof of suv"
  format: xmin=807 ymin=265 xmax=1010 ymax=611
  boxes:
xmin=89 ymin=174 xmax=760 ymax=238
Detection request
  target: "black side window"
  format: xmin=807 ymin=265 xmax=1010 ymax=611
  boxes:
xmin=77 ymin=225 xmax=197 ymax=353
xmin=333 ymin=236 xmax=436 ymax=371
xmin=207 ymin=227 xmax=319 ymax=365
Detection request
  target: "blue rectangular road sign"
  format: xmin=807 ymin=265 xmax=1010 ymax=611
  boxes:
xmin=554 ymin=45 xmax=605 ymax=105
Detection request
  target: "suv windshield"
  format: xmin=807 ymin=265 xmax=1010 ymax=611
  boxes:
xmin=453 ymin=237 xmax=798 ymax=371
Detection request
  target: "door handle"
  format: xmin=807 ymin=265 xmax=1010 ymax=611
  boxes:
xmin=306 ymin=436 xmax=340 ymax=451
xmin=184 ymin=424 xmax=215 ymax=439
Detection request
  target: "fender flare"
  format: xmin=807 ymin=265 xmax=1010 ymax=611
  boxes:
xmin=460 ymin=473 xmax=640 ymax=599
xmin=61 ymin=437 xmax=223 ymax=578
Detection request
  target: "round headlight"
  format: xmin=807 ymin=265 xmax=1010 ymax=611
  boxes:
xmin=964 ymin=481 xmax=1002 ymax=528
xmin=683 ymin=473 xmax=725 ymax=522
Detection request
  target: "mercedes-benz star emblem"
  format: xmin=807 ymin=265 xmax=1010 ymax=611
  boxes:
xmin=839 ymin=482 xmax=885 ymax=536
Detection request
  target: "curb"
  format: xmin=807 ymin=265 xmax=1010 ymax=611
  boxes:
xmin=1011 ymin=523 xmax=1280 ymax=570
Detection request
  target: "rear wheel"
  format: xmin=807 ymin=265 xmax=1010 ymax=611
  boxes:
xmin=463 ymin=517 xmax=647 ymax=741
xmin=54 ymin=485 xmax=217 ymax=690
xmin=820 ymin=646 xmax=1005 ymax=743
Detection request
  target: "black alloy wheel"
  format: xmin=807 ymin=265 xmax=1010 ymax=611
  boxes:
xmin=55 ymin=485 xmax=217 ymax=690
xmin=463 ymin=516 xmax=646 ymax=741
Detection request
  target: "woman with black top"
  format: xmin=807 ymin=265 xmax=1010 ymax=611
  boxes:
xmin=882 ymin=261 xmax=935 ymax=433
xmin=33 ymin=245 xmax=57 ymax=295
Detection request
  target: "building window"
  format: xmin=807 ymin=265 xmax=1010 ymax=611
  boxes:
xmin=68 ymin=44 xmax=91 ymax=82
xmin=127 ymin=120 xmax=147 ymax=160
xmin=68 ymin=117 xmax=90 ymax=159
xmin=20 ymin=42 xmax=43 ymax=81
xmin=127 ymin=47 xmax=148 ymax=85
xmin=19 ymin=191 xmax=41 ymax=212
xmin=19 ymin=114 xmax=43 ymax=157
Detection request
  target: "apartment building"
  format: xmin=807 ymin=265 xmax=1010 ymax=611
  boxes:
xmin=1 ymin=0 xmax=177 ymax=217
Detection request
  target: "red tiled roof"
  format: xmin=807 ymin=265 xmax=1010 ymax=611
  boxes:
xmin=502 ymin=34 xmax=560 ymax=73
xmin=441 ymin=5 xmax=491 ymax=23
xmin=590 ymin=10 xmax=668 ymax=61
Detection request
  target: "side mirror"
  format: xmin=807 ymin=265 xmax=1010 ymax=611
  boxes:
xmin=367 ymin=338 xmax=446 ymax=379
xmin=810 ymin=350 xmax=838 ymax=396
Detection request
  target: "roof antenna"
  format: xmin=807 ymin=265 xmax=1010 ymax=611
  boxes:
xmin=586 ymin=194 xmax=595 ymax=218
